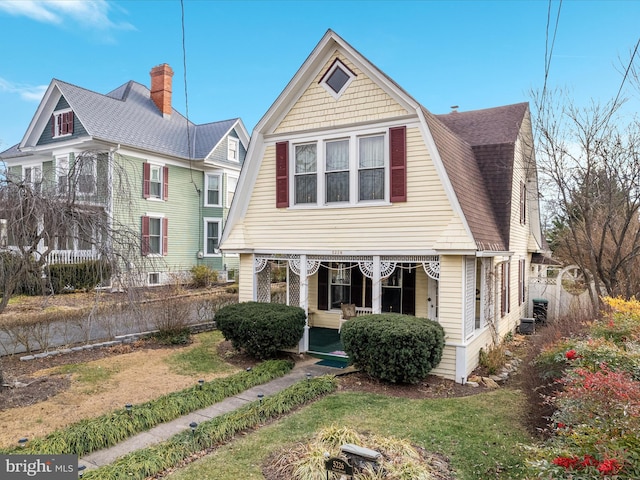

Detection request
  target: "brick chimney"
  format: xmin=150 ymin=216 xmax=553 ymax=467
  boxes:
xmin=150 ymin=64 xmax=174 ymax=118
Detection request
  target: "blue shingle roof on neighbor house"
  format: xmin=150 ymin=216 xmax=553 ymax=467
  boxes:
xmin=1 ymin=68 xmax=242 ymax=162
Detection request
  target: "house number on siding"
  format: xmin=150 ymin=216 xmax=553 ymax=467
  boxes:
xmin=331 ymin=250 xmax=343 ymax=255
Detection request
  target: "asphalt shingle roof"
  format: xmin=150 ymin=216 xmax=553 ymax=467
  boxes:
xmin=425 ymin=103 xmax=530 ymax=251
xmin=1 ymin=79 xmax=238 ymax=161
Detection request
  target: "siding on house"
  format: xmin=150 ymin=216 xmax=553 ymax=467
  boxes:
xmin=226 ymin=126 xmax=474 ymax=252
xmin=112 ymin=153 xmax=202 ymax=275
xmin=37 ymin=96 xmax=88 ymax=146
xmin=275 ymin=52 xmax=409 ymax=134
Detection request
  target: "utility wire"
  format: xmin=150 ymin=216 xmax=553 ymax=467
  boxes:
xmin=542 ymin=0 xmax=562 ymax=100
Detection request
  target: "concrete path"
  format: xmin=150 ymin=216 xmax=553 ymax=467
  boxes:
xmin=79 ymin=359 xmax=351 ymax=471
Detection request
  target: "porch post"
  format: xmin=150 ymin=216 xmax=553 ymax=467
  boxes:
xmin=372 ymin=255 xmax=381 ymax=313
xmin=299 ymin=254 xmax=309 ymax=352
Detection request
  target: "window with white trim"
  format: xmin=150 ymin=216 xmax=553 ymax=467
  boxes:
xmin=276 ymin=127 xmax=405 ymax=208
xmin=204 ymin=218 xmax=221 ymax=255
xmin=143 ymin=163 xmax=168 ymax=200
xmin=23 ymin=165 xmax=42 ymax=193
xmin=228 ymin=137 xmax=239 ymax=162
xmin=52 ymin=109 xmax=74 ymax=138
xmin=141 ymin=215 xmax=167 ymax=256
xmin=150 ymin=166 xmax=162 ymax=198
xmin=358 ymin=135 xmax=385 ymax=200
xmin=227 ymin=176 xmax=237 ymax=207
xmin=294 ymin=143 xmax=317 ymax=204
xmin=76 ymin=155 xmax=96 ymax=195
xmin=325 ymin=139 xmax=349 ymax=203
xmin=320 ymin=59 xmax=356 ymax=100
xmin=205 ymin=174 xmax=221 ymax=206
xmin=56 ymin=155 xmax=69 ymax=194
xmin=291 ymin=131 xmax=388 ymax=206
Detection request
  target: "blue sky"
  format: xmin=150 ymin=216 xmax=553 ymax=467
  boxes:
xmin=1 ymin=0 xmax=639 ymax=151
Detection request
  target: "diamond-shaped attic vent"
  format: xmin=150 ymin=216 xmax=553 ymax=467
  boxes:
xmin=326 ymin=67 xmax=349 ymax=93
xmin=320 ymin=59 xmax=355 ymax=99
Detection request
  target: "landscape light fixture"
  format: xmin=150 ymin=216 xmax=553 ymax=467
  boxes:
xmin=246 ymin=367 xmax=252 ymax=372
xmin=18 ymin=438 xmax=27 ymax=447
xmin=78 ymin=465 xmax=86 ymax=478
xmin=198 ymin=379 xmax=204 ymax=389
xmin=125 ymin=404 xmax=132 ymax=415
xmin=189 ymin=421 xmax=198 ymax=435
xmin=257 ymin=393 xmax=264 ymax=403
xmin=306 ymin=373 xmax=312 ymax=381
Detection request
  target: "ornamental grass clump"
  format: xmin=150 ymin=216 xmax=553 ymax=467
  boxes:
xmin=269 ymin=426 xmax=437 ymax=480
xmin=0 ymin=359 xmax=292 ymax=457
xmin=81 ymin=376 xmax=338 ymax=480
xmin=341 ymin=313 xmax=444 ymax=384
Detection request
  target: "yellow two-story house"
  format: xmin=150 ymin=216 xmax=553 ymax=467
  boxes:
xmin=221 ymin=30 xmax=545 ymax=382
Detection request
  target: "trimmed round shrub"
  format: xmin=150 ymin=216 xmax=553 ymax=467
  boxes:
xmin=341 ymin=313 xmax=445 ymax=384
xmin=215 ymin=302 xmax=306 ymax=359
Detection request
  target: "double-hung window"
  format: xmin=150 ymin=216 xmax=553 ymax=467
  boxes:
xmin=294 ymin=143 xmax=317 ymax=204
xmin=204 ymin=218 xmax=221 ymax=256
xmin=358 ymin=135 xmax=385 ymax=201
xmin=143 ymin=163 xmax=168 ymax=200
xmin=205 ymin=174 xmax=221 ymax=206
xmin=142 ymin=215 xmax=168 ymax=256
xmin=23 ymin=166 xmax=42 ymax=193
xmin=77 ymin=156 xmax=96 ymax=195
xmin=325 ymin=139 xmax=349 ymax=203
xmin=277 ymin=126 xmax=406 ymax=208
xmin=228 ymin=137 xmax=239 ymax=162
xmin=56 ymin=155 xmax=69 ymax=195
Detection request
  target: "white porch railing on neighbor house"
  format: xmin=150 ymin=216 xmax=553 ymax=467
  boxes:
xmin=48 ymin=250 xmax=101 ymax=265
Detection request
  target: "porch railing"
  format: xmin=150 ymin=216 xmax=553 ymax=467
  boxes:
xmin=48 ymin=250 xmax=101 ymax=265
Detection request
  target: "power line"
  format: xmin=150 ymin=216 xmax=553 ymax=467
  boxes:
xmin=542 ymin=0 xmax=562 ymax=99
xmin=612 ymin=37 xmax=640 ymax=110
xmin=180 ymin=0 xmax=192 ymax=162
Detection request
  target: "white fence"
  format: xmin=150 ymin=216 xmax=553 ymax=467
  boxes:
xmin=529 ymin=265 xmax=594 ymax=322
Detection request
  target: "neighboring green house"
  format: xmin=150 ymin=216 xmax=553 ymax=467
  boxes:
xmin=0 ymin=64 xmax=248 ymax=286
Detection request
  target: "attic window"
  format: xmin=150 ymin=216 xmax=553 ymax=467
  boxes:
xmin=52 ymin=109 xmax=74 ymax=138
xmin=320 ymin=59 xmax=355 ymax=100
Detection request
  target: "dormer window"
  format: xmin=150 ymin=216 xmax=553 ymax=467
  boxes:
xmin=52 ymin=109 xmax=74 ymax=138
xmin=228 ymin=137 xmax=239 ymax=162
xmin=320 ymin=59 xmax=356 ymax=100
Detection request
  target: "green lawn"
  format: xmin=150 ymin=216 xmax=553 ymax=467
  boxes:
xmin=166 ymin=387 xmax=533 ymax=480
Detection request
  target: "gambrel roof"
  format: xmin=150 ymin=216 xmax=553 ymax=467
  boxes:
xmin=1 ymin=78 xmax=249 ymax=162
xmin=222 ymin=29 xmax=542 ymax=253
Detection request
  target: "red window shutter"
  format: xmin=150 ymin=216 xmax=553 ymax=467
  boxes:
xmin=163 ymin=166 xmax=169 ymax=200
xmin=162 ymin=217 xmax=168 ymax=255
xmin=51 ymin=114 xmax=55 ymax=137
xmin=275 ymin=141 xmax=289 ymax=208
xmin=66 ymin=111 xmax=74 ymax=135
xmin=141 ymin=216 xmax=150 ymax=256
xmin=143 ymin=163 xmax=150 ymax=198
xmin=389 ymin=126 xmax=407 ymax=202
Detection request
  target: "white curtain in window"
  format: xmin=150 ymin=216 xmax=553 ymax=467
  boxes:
xmin=359 ymin=136 xmax=384 ymax=168
xmin=359 ymin=136 xmax=384 ymax=200
xmin=326 ymin=140 xmax=349 ymax=202
xmin=295 ymin=144 xmax=316 ymax=173
xmin=295 ymin=144 xmax=317 ymax=203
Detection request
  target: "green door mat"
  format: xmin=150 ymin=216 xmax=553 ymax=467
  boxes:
xmin=316 ymin=359 xmax=349 ymax=368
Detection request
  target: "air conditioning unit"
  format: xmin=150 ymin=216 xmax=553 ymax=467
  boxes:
xmin=196 ymin=251 xmax=204 ymax=259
